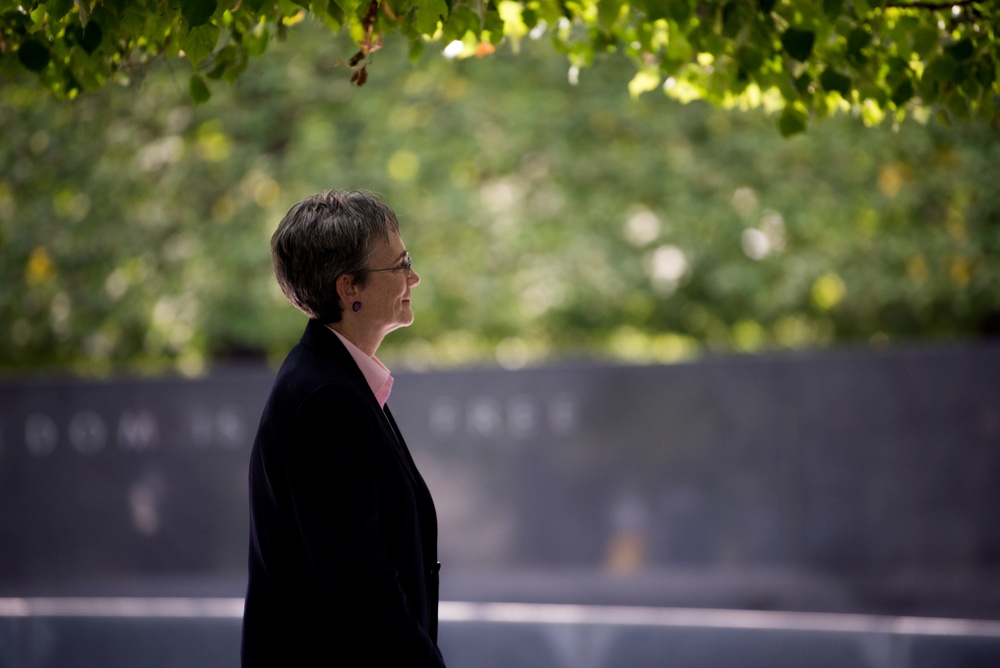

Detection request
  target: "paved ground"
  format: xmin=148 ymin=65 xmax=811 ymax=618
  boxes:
xmin=3 ymin=596 xmax=1000 ymax=668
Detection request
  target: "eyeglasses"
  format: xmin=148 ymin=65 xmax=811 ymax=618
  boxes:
xmin=369 ymin=251 xmax=413 ymax=278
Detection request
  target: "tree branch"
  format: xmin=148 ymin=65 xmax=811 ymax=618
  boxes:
xmin=884 ymin=0 xmax=979 ymax=9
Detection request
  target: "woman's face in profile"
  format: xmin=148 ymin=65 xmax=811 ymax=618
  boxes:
xmin=355 ymin=231 xmax=420 ymax=336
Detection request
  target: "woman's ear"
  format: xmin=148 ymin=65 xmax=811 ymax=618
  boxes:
xmin=335 ymin=274 xmax=360 ymax=308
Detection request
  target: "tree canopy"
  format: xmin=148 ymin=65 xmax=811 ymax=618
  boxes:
xmin=1 ymin=0 xmax=997 ymax=134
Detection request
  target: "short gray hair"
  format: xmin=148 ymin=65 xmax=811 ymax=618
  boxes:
xmin=271 ymin=190 xmax=400 ymax=323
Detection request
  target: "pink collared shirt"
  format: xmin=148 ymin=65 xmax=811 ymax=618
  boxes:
xmin=328 ymin=328 xmax=394 ymax=408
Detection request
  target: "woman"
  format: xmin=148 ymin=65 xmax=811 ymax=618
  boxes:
xmin=242 ymin=190 xmax=446 ymax=667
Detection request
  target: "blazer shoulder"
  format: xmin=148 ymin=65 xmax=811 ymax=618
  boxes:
xmin=275 ymin=324 xmax=365 ymax=392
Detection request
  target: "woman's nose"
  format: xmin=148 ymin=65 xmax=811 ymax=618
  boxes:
xmin=408 ymin=269 xmax=420 ymax=286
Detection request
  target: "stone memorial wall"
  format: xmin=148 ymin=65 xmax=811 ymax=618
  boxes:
xmin=1 ymin=345 xmax=998 ymax=617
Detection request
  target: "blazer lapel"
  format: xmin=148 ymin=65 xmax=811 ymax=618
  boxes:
xmin=386 ymin=408 xmax=441 ymax=520
xmin=301 ymin=320 xmax=425 ymax=492
xmin=376 ymin=402 xmax=426 ymax=489
xmin=383 ymin=405 xmax=422 ymax=487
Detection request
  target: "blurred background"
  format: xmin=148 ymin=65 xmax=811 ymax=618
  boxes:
xmin=2 ymin=19 xmax=1000 ymax=668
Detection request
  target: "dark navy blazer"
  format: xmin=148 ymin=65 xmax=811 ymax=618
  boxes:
xmin=242 ymin=319 xmax=445 ymax=667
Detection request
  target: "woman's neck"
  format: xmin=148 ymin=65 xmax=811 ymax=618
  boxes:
xmin=326 ymin=319 xmax=382 ymax=358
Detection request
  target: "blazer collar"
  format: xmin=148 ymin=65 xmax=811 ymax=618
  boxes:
xmin=299 ymin=319 xmax=370 ymax=391
xmin=300 ymin=320 xmax=423 ymax=490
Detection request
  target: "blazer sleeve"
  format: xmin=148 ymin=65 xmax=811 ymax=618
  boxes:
xmin=284 ymin=383 xmax=445 ymax=667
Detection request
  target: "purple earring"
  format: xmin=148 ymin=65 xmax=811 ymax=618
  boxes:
xmin=352 ymin=301 xmax=362 ymax=312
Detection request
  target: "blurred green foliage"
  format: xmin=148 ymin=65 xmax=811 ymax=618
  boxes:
xmin=1 ymin=21 xmax=998 ymax=375
xmin=1 ymin=0 xmax=997 ymax=134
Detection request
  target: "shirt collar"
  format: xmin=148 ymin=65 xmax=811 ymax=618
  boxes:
xmin=327 ymin=327 xmax=394 ymax=408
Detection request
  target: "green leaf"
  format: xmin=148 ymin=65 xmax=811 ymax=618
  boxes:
xmin=946 ymin=38 xmax=974 ymax=61
xmin=958 ymin=75 xmax=980 ymax=101
xmin=793 ymin=72 xmax=812 ymax=96
xmin=975 ymin=60 xmax=996 ymax=88
xmin=71 ymin=54 xmax=104 ymax=91
xmin=189 ymin=73 xmax=212 ymax=103
xmin=846 ymin=27 xmax=870 ymax=63
xmin=822 ymin=0 xmax=843 ymax=19
xmin=668 ymin=3 xmax=691 ymax=23
xmin=924 ymin=54 xmax=957 ymax=82
xmin=223 ymin=58 xmax=249 ymax=83
xmin=206 ymin=43 xmax=235 ymax=79
xmin=736 ymin=45 xmax=765 ymax=72
xmin=945 ymin=90 xmax=971 ymax=120
xmin=483 ymin=7 xmax=504 ymax=41
xmin=181 ymin=23 xmax=221 ymax=67
xmin=979 ymin=90 xmax=996 ymax=123
xmin=442 ymin=5 xmax=482 ymax=41
xmin=278 ymin=0 xmax=305 ymax=15
xmin=181 ymin=0 xmax=217 ymax=27
xmin=597 ymin=0 xmax=619 ymax=32
xmin=634 ymin=0 xmax=670 ymax=21
xmin=334 ymin=0 xmax=362 ymax=16
xmin=318 ymin=0 xmax=344 ymax=29
xmin=78 ymin=20 xmax=104 ymax=55
xmin=243 ymin=25 xmax=271 ymax=57
xmin=414 ymin=0 xmax=448 ymax=34
xmin=911 ymin=26 xmax=939 ymax=58
xmin=119 ymin=4 xmax=146 ymax=36
xmin=628 ymin=66 xmax=660 ymax=98
xmin=781 ymin=28 xmax=814 ymax=62
xmin=47 ymin=0 xmax=75 ymax=22
xmin=408 ymin=36 xmax=425 ymax=62
xmin=820 ymin=68 xmax=851 ymax=95
xmin=665 ymin=30 xmax=693 ymax=64
xmin=29 ymin=4 xmax=47 ymax=27
xmin=722 ymin=2 xmax=743 ymax=38
xmin=778 ymin=103 xmax=808 ymax=136
xmin=891 ymin=78 xmax=913 ymax=107
xmin=859 ymin=83 xmax=887 ymax=106
xmin=18 ymin=39 xmax=51 ymax=72
xmin=886 ymin=56 xmax=909 ymax=77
